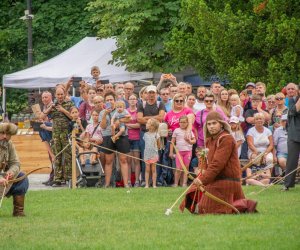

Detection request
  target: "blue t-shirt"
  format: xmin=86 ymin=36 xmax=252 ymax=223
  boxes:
xmin=71 ymin=96 xmax=83 ymax=108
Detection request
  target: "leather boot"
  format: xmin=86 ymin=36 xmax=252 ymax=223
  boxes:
xmin=13 ymin=195 xmax=25 ymax=217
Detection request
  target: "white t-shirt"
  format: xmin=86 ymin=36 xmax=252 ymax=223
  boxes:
xmin=247 ymin=126 xmax=272 ymax=153
xmin=193 ymin=101 xmax=206 ymax=114
xmin=172 ymin=128 xmax=195 ymax=151
xmin=231 ymin=130 xmax=245 ymax=157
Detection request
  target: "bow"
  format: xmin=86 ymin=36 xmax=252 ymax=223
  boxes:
xmin=170 ymin=141 xmax=240 ymax=214
xmin=241 ymin=152 xmax=265 ymax=172
xmin=8 ymin=166 xmax=51 ymax=184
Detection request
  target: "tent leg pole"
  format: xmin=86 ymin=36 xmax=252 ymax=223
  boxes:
xmin=2 ymin=88 xmax=6 ymax=113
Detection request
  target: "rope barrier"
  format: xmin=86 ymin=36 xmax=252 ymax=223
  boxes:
xmin=75 ymin=137 xmax=195 ymax=176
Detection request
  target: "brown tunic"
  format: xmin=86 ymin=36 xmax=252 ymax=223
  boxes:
xmin=180 ymin=131 xmax=245 ymax=214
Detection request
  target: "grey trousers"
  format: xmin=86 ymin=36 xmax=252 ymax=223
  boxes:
xmin=284 ymin=139 xmax=300 ymax=188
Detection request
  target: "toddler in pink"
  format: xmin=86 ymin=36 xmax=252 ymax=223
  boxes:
xmin=169 ymin=116 xmax=196 ymax=187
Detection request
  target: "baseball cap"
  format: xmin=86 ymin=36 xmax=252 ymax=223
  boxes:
xmin=229 ymin=116 xmax=239 ymax=124
xmin=246 ymin=82 xmax=256 ymax=88
xmin=146 ymin=85 xmax=157 ymax=93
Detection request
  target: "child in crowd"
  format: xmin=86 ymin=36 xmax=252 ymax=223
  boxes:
xmin=78 ymin=134 xmax=98 ymax=166
xmin=87 ymin=66 xmax=101 ymax=86
xmin=69 ymin=106 xmax=87 ymax=137
xmin=144 ymin=118 xmax=161 ymax=188
xmin=110 ymin=100 xmax=130 ymax=143
xmin=169 ymin=116 xmax=196 ymax=187
xmin=116 ymin=89 xmax=126 ymax=101
xmin=79 ymin=87 xmax=96 ymax=123
xmin=229 ymin=116 xmax=245 ymax=158
xmin=230 ymin=94 xmax=244 ymax=122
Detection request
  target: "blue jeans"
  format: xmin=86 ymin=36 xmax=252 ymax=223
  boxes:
xmin=6 ymin=172 xmax=29 ymax=197
xmin=158 ymin=139 xmax=175 ymax=185
xmin=139 ymin=130 xmax=146 ymax=182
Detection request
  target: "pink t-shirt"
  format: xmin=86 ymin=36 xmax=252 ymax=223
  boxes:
xmin=172 ymin=128 xmax=195 ymax=151
xmin=85 ymin=123 xmax=103 ymax=142
xmin=127 ymin=108 xmax=140 ymax=141
xmin=164 ymin=107 xmax=194 ymax=131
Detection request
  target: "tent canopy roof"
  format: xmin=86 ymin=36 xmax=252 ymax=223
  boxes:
xmin=3 ymin=37 xmax=153 ymax=89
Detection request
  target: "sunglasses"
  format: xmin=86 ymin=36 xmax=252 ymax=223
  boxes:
xmin=96 ymin=89 xmax=103 ymax=92
xmin=161 ymin=93 xmax=169 ymax=95
xmin=204 ymin=100 xmax=214 ymax=103
xmin=175 ymin=99 xmax=184 ymax=103
xmin=275 ymin=97 xmax=284 ymax=100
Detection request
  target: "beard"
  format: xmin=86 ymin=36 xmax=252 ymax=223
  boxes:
xmin=0 ymin=140 xmax=8 ymax=149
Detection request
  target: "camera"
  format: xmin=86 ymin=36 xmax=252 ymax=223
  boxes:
xmin=53 ymin=99 xmax=59 ymax=106
xmin=73 ymin=77 xmax=82 ymax=88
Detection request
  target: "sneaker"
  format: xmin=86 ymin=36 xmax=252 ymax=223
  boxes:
xmin=51 ymin=181 xmax=62 ymax=187
xmin=281 ymin=186 xmax=289 ymax=191
xmin=141 ymin=181 xmax=146 ymax=187
xmin=134 ymin=181 xmax=140 ymax=188
xmin=153 ymin=186 xmax=157 ymax=188
xmin=145 ymin=185 xmax=149 ymax=189
xmin=171 ymin=184 xmax=178 ymax=188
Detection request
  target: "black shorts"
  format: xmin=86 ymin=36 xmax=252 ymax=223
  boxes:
xmin=102 ymin=135 xmax=130 ymax=154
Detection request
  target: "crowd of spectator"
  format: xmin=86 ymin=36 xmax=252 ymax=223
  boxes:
xmin=35 ymin=66 xmax=300 ymax=189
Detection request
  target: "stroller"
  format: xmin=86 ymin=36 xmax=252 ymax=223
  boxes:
xmin=76 ymin=151 xmax=105 ymax=187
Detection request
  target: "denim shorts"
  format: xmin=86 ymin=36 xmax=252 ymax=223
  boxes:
xmin=277 ymin=153 xmax=288 ymax=159
xmin=129 ymin=139 xmax=140 ymax=152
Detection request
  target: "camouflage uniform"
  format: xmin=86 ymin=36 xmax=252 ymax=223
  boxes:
xmin=50 ymin=101 xmax=73 ymax=182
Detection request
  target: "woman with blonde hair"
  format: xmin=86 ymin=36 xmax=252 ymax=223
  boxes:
xmin=230 ymin=94 xmax=244 ymax=122
xmin=246 ymin=113 xmax=273 ymax=186
xmin=217 ymin=89 xmax=231 ymax=117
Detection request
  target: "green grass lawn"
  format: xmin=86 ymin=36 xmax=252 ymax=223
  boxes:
xmin=1 ymin=186 xmax=300 ymax=250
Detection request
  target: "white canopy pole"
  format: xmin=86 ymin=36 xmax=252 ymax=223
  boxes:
xmin=2 ymin=88 xmax=6 ymax=113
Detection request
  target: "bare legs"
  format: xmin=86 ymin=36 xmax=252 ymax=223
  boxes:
xmin=145 ymin=163 xmax=157 ymax=188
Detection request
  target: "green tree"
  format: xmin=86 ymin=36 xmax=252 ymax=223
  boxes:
xmin=167 ymin=0 xmax=300 ymax=92
xmin=88 ymin=0 xmax=300 ymax=92
xmin=0 ymin=0 xmax=95 ymax=115
xmin=87 ymin=0 xmax=181 ymax=72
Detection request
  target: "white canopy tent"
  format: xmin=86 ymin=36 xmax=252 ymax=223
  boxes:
xmin=3 ymin=37 xmax=153 ymax=88
xmin=2 ymin=37 xmax=153 ymax=110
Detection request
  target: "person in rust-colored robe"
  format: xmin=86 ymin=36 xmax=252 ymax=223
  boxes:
xmin=180 ymin=111 xmax=257 ymax=214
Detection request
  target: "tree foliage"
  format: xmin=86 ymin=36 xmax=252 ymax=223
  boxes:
xmin=87 ymin=0 xmax=181 ymax=72
xmin=167 ymin=0 xmax=300 ymax=91
xmin=0 ymin=0 xmax=94 ymax=115
xmin=88 ymin=0 xmax=300 ymax=92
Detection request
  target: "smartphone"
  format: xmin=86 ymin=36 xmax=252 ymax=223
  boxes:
xmin=73 ymin=77 xmax=82 ymax=88
xmin=101 ymin=79 xmax=110 ymax=84
xmin=105 ymin=102 xmax=112 ymax=109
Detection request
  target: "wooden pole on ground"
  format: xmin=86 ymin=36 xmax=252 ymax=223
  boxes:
xmin=71 ymin=128 xmax=77 ymax=189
